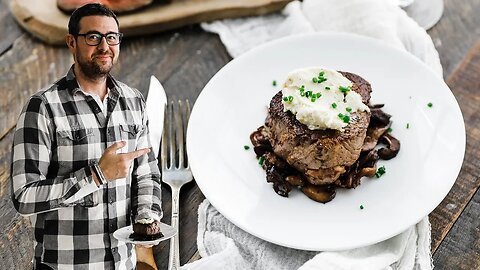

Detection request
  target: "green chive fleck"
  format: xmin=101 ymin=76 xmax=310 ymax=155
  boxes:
xmin=331 ymin=103 xmax=337 ymax=109
xmin=258 ymin=155 xmax=265 ymax=166
xmin=316 ymin=92 xmax=321 ymax=98
xmin=375 ymin=165 xmax=386 ymax=178
xmin=283 ymin=96 xmax=288 ymax=102
xmin=319 ymin=71 xmax=325 ymax=77
xmin=339 ymin=86 xmax=351 ymax=94
xmin=288 ymin=96 xmax=293 ymax=102
xmin=427 ymin=102 xmax=433 ymax=108
xmin=346 ymin=107 xmax=352 ymax=112
xmin=272 ymin=80 xmax=277 ymax=86
xmin=387 ymin=127 xmax=393 ymax=133
xmin=311 ymin=97 xmax=316 ymax=102
xmin=342 ymin=115 xmax=350 ymax=123
xmin=300 ymin=90 xmax=305 ymax=97
xmin=244 ymin=145 xmax=250 ymax=150
xmin=325 ymin=86 xmax=331 ymax=90
xmin=360 ymin=205 xmax=364 ymax=210
xmin=312 ymin=77 xmax=318 ymax=83
xmin=406 ymin=123 xmax=410 ymax=129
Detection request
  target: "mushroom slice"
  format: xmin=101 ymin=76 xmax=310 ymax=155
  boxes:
xmin=378 ymin=133 xmax=401 ymax=160
xmin=362 ymin=125 xmax=390 ymax=152
xmin=250 ymin=126 xmax=272 ymax=156
xmin=302 ymin=184 xmax=336 ymax=203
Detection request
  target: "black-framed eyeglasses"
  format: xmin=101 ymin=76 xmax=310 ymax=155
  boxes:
xmin=76 ymin=31 xmax=123 ymax=46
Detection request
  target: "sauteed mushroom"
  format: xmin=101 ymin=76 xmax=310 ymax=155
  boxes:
xmin=302 ymin=184 xmax=336 ymax=203
xmin=378 ymin=133 xmax=400 ymax=160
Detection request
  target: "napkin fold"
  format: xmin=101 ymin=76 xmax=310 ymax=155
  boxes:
xmin=183 ymin=1 xmax=441 ymax=269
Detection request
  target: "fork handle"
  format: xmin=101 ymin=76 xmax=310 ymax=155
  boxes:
xmin=168 ymin=187 xmax=181 ymax=270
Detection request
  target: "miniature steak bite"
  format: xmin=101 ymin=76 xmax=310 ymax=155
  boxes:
xmin=131 ymin=217 xmax=163 ymax=241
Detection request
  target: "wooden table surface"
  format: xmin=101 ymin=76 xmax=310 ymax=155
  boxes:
xmin=0 ymin=0 xmax=479 ymax=269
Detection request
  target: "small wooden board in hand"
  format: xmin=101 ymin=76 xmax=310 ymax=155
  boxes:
xmin=10 ymin=0 xmax=293 ymax=45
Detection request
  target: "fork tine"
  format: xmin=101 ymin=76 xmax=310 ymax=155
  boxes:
xmin=160 ymin=103 xmax=168 ymax=170
xmin=176 ymin=100 xmax=185 ymax=168
xmin=168 ymin=101 xmax=176 ymax=169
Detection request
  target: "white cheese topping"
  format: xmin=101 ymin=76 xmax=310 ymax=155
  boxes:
xmin=137 ymin=217 xmax=155 ymax=224
xmin=281 ymin=67 xmax=369 ymax=130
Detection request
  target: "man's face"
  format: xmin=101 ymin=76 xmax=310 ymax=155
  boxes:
xmin=68 ymin=15 xmax=120 ymax=79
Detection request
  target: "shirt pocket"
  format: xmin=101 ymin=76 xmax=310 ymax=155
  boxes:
xmin=118 ymin=124 xmax=145 ymax=153
xmin=56 ymin=128 xmax=99 ymax=208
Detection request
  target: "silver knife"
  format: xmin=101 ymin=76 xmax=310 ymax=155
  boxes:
xmin=146 ymin=75 xmax=168 ymax=158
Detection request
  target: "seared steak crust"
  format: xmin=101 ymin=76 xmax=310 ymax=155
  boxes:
xmin=265 ymin=71 xmax=372 ymax=185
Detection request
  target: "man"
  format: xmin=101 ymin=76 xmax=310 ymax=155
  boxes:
xmin=10 ymin=3 xmax=162 ymax=269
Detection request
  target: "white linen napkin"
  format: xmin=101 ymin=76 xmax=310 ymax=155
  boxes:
xmin=182 ymin=0 xmax=441 ymax=269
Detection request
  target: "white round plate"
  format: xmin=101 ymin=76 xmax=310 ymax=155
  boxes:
xmin=113 ymin=223 xmax=176 ymax=246
xmin=186 ymin=33 xmax=465 ymax=251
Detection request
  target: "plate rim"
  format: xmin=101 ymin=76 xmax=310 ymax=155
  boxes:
xmin=113 ymin=223 xmax=177 ymax=245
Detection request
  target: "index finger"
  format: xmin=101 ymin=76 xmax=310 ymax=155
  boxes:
xmin=123 ymin=148 xmax=151 ymax=160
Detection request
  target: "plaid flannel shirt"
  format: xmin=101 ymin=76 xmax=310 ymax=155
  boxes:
xmin=11 ymin=66 xmax=162 ymax=270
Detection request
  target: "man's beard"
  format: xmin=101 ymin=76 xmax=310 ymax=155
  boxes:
xmin=76 ymin=52 xmax=115 ymax=80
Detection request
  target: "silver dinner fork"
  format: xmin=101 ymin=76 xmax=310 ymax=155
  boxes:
xmin=161 ymin=100 xmax=193 ymax=270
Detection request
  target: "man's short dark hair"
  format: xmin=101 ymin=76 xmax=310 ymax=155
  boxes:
xmin=68 ymin=3 xmax=120 ymax=35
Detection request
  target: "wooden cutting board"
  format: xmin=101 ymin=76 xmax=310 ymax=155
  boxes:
xmin=10 ymin=0 xmax=293 ymax=45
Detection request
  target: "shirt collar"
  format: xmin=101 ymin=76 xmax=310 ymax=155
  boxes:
xmin=66 ymin=64 xmax=120 ymax=97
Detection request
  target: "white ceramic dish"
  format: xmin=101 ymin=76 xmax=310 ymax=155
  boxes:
xmin=113 ymin=223 xmax=176 ymax=246
xmin=187 ymin=33 xmax=465 ymax=251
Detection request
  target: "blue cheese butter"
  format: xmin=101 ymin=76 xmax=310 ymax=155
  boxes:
xmin=281 ymin=67 xmax=369 ymax=131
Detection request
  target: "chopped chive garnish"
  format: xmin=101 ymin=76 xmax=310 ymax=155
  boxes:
xmin=244 ymin=145 xmax=250 ymax=150
xmin=427 ymin=102 xmax=433 ymax=108
xmin=346 ymin=107 xmax=352 ymax=112
xmin=283 ymin=96 xmax=288 ymax=102
xmin=339 ymin=86 xmax=351 ymax=94
xmin=288 ymin=96 xmax=293 ymax=102
xmin=325 ymin=86 xmax=330 ymax=90
xmin=338 ymin=113 xmax=350 ymax=123
xmin=272 ymin=80 xmax=277 ymax=86
xmin=316 ymin=92 xmax=321 ymax=98
xmin=258 ymin=155 xmax=265 ymax=165
xmin=375 ymin=165 xmax=386 ymax=178
xmin=331 ymin=103 xmax=337 ymax=109
xmin=319 ymin=71 xmax=325 ymax=77
xmin=387 ymin=127 xmax=393 ymax=133
xmin=406 ymin=123 xmax=410 ymax=129
xmin=312 ymin=77 xmax=318 ymax=83
xmin=360 ymin=205 xmax=364 ymax=210
xmin=311 ymin=97 xmax=316 ymax=102
xmin=318 ymin=77 xmax=327 ymax=83
xmin=300 ymin=91 xmax=305 ymax=97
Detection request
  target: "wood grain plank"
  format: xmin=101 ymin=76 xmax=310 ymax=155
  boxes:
xmin=0 ymin=130 xmax=34 ymax=270
xmin=433 ymin=189 xmax=480 ymax=270
xmin=0 ymin=36 xmax=72 ymax=139
xmin=0 ymin=0 xmax=23 ymax=56
xmin=429 ymin=41 xmax=480 ymax=254
xmin=427 ymin=0 xmax=480 ymax=77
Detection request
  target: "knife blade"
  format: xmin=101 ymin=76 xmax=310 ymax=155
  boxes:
xmin=146 ymin=75 xmax=168 ymax=158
